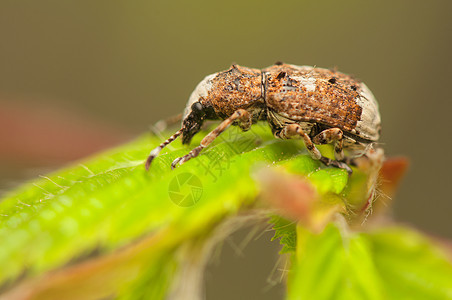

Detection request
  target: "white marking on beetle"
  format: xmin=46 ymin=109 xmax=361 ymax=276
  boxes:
xmin=288 ymin=64 xmax=314 ymax=72
xmin=183 ymin=73 xmax=217 ymax=120
xmin=291 ymin=75 xmax=316 ymax=92
xmin=355 ymin=82 xmax=381 ymax=141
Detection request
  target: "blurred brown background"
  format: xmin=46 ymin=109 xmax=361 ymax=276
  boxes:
xmin=0 ymin=1 xmax=451 ymax=299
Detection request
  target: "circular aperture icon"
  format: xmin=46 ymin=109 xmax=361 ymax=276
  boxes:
xmin=168 ymin=173 xmax=203 ymax=207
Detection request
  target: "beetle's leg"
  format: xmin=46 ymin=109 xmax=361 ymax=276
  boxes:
xmin=312 ymin=128 xmax=345 ymax=161
xmin=277 ymin=124 xmax=352 ymax=174
xmin=277 ymin=124 xmax=322 ymax=159
xmin=319 ymin=156 xmax=352 ymax=174
xmin=238 ymin=111 xmax=252 ymax=131
xmin=171 ymin=109 xmax=251 ymax=169
xmin=145 ymin=128 xmax=183 ymax=171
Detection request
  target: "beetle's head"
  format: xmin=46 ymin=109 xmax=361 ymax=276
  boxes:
xmin=180 ymin=64 xmax=263 ymax=144
xmin=180 ymin=73 xmax=218 ymax=144
xmin=181 ymin=102 xmax=207 ymax=144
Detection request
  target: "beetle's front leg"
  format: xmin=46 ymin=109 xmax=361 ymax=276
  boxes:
xmin=277 ymin=124 xmax=352 ymax=174
xmin=171 ymin=109 xmax=251 ymax=169
xmin=312 ymin=128 xmax=344 ymax=161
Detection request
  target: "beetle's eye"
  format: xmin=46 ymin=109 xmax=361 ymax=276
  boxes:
xmin=191 ymin=102 xmax=203 ymax=112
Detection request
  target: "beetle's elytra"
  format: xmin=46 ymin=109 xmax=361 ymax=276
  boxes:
xmin=145 ymin=63 xmax=381 ymax=173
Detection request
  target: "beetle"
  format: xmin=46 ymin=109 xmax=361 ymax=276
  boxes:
xmin=145 ymin=62 xmax=381 ymax=173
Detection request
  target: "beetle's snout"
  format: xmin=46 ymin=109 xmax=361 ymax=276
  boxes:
xmin=181 ymin=103 xmax=205 ymax=144
xmin=180 ymin=101 xmax=217 ymax=144
xmin=181 ymin=123 xmax=201 ymax=144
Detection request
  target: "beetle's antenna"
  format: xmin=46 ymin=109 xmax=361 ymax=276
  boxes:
xmin=153 ymin=113 xmax=183 ymax=133
xmin=145 ymin=128 xmax=184 ymax=171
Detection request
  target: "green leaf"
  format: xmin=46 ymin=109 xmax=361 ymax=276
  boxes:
xmin=2 ymin=123 xmax=451 ymax=300
xmin=270 ymin=216 xmax=297 ymax=254
xmin=367 ymin=227 xmax=452 ymax=300
xmin=288 ymin=224 xmax=384 ymax=300
xmin=0 ymin=124 xmax=351 ymax=298
xmin=287 ymin=224 xmax=452 ymax=300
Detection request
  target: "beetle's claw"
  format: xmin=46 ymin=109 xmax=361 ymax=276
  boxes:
xmin=171 ymin=157 xmax=183 ymax=169
xmin=145 ymin=155 xmax=155 ymax=171
xmin=319 ymin=157 xmax=353 ymax=175
xmin=331 ymin=160 xmax=353 ymax=175
xmin=171 ymin=155 xmax=192 ymax=169
xmin=338 ymin=162 xmax=353 ymax=176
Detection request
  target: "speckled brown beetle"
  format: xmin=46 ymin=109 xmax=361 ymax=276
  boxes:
xmin=145 ymin=63 xmax=381 ymax=173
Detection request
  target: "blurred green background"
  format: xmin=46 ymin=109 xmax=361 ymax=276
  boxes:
xmin=0 ymin=1 xmax=450 ymax=299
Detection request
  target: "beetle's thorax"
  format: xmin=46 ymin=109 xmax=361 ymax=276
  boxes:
xmin=198 ymin=65 xmax=264 ymax=119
